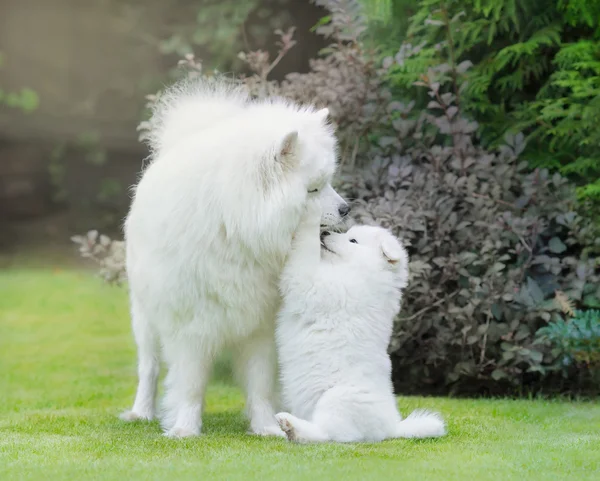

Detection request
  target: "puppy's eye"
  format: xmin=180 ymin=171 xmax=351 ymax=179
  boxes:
xmin=349 ymin=239 xmax=358 ymax=244
xmin=308 ymin=188 xmax=319 ymax=194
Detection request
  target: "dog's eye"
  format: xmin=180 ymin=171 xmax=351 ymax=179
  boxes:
xmin=349 ymin=239 xmax=358 ymax=244
xmin=308 ymin=188 xmax=319 ymax=194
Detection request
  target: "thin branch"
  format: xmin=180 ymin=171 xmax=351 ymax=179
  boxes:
xmin=471 ymin=193 xmax=522 ymax=210
xmin=518 ymin=221 xmax=539 ymax=284
xmin=479 ymin=313 xmax=491 ymax=364
xmin=398 ymin=291 xmax=459 ymax=322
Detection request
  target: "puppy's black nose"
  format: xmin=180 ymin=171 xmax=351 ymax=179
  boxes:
xmin=338 ymin=204 xmax=350 ymax=217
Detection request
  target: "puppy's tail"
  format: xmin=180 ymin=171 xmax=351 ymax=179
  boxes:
xmin=145 ymin=75 xmax=249 ymax=160
xmin=394 ymin=409 xmax=446 ymax=439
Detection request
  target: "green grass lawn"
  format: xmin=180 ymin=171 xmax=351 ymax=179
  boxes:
xmin=1 ymin=268 xmax=599 ymax=481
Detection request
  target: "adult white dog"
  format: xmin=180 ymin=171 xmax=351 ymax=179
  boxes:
xmin=121 ymin=78 xmax=348 ymax=438
xmin=275 ymin=202 xmax=446 ymax=443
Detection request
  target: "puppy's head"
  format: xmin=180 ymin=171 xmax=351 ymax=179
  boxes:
xmin=320 ymin=225 xmax=409 ymax=287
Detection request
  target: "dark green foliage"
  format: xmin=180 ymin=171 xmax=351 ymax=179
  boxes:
xmin=536 ymin=310 xmax=600 ymax=379
xmin=559 ymin=0 xmax=600 ymax=34
xmin=359 ymin=0 xmax=419 ymax=51
xmin=516 ymin=39 xmax=600 ymax=208
xmin=340 ymin=61 xmax=600 ymax=395
xmin=384 ymin=0 xmax=600 ymax=212
xmin=387 ymin=0 xmax=564 ymax=135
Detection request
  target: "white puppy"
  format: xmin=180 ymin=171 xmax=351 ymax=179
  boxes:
xmin=275 ymin=202 xmax=446 ymax=443
xmin=121 ymin=78 xmax=348 ymax=437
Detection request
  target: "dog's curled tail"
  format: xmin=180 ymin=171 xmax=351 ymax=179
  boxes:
xmin=394 ymin=409 xmax=446 ymax=439
xmin=145 ymin=75 xmax=249 ymax=160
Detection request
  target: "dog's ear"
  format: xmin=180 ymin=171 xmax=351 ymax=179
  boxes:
xmin=381 ymin=237 xmax=403 ymax=265
xmin=277 ymin=131 xmax=299 ymax=171
xmin=315 ymin=108 xmax=329 ymax=123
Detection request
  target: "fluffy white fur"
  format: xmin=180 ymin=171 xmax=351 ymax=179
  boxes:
xmin=121 ymin=77 xmax=348 ymax=438
xmin=275 ymin=202 xmax=446 ymax=443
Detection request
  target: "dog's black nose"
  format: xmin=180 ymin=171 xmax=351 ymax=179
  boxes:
xmin=338 ymin=204 xmax=350 ymax=217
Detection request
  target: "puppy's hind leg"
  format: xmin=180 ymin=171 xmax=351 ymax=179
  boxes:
xmin=275 ymin=413 xmax=329 ymax=443
xmin=120 ymin=298 xmax=160 ymax=422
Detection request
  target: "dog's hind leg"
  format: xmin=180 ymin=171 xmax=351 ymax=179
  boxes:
xmin=120 ymin=297 xmax=160 ymax=422
xmin=160 ymin=334 xmax=213 ymax=438
xmin=234 ymin=328 xmax=285 ymax=437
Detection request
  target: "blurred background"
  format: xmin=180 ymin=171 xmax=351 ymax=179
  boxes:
xmin=0 ymin=0 xmax=328 ymax=258
xmin=1 ymin=0 xmax=599 ymax=397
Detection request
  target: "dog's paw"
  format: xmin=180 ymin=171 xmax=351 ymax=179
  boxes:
xmin=119 ymin=410 xmax=153 ymax=422
xmin=250 ymin=424 xmax=287 ymax=438
xmin=163 ymin=427 xmax=200 ymax=439
xmin=275 ymin=413 xmax=297 ymax=442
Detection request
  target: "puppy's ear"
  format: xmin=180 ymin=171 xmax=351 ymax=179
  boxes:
xmin=381 ymin=237 xmax=403 ymax=265
xmin=315 ymin=108 xmax=329 ymax=122
xmin=278 ymin=131 xmax=299 ymax=171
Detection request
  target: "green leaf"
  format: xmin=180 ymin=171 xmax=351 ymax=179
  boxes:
xmin=491 ymin=303 xmax=503 ymax=320
xmin=502 ymin=351 xmax=516 ymax=361
xmin=529 ymin=350 xmax=544 ymax=363
xmin=527 ymin=278 xmax=545 ymax=305
xmin=583 ymin=295 xmax=600 ymax=308
xmin=311 ymin=15 xmax=332 ymax=32
xmin=548 ymin=237 xmax=567 ymax=254
xmin=490 ymin=262 xmax=505 ymax=273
